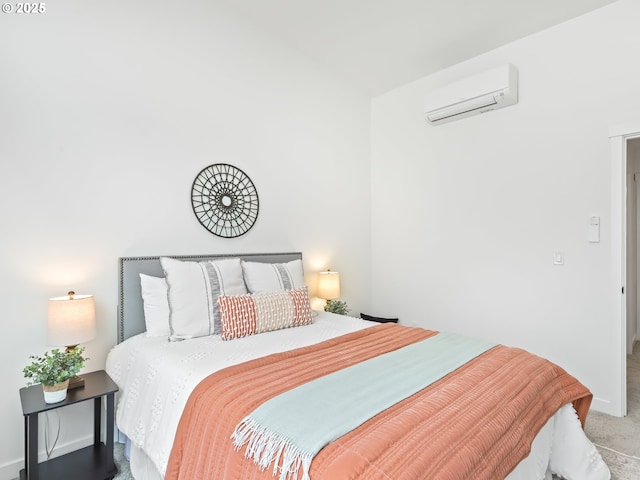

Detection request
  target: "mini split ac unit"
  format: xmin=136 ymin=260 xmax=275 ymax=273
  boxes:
xmin=423 ymin=64 xmax=518 ymax=125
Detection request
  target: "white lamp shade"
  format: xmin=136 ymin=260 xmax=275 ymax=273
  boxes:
xmin=317 ymin=270 xmax=341 ymax=300
xmin=47 ymin=293 xmax=96 ymax=347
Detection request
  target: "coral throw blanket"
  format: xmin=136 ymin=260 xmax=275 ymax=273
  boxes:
xmin=165 ymin=324 xmax=592 ymax=480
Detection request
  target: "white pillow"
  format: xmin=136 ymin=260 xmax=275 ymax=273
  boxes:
xmin=139 ymin=273 xmax=170 ymax=337
xmin=160 ymin=257 xmax=247 ymax=341
xmin=241 ymin=259 xmax=305 ymax=293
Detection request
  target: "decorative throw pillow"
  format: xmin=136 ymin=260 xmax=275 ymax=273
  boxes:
xmin=139 ymin=273 xmax=171 ymax=337
xmin=160 ymin=257 xmax=247 ymax=341
xmin=241 ymin=259 xmax=305 ymax=293
xmin=218 ymin=287 xmax=313 ymax=341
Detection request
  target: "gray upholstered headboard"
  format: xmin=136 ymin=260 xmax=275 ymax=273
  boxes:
xmin=117 ymin=252 xmax=303 ymax=343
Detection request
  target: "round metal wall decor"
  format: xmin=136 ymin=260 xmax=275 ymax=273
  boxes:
xmin=191 ymin=164 xmax=259 ymax=238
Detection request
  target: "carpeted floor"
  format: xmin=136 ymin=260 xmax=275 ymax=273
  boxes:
xmin=113 ymin=346 xmax=640 ymax=480
xmin=595 ymin=447 xmax=640 ymax=480
xmin=114 ymin=442 xmax=133 ymax=480
xmin=582 ymin=343 xmax=640 ymax=480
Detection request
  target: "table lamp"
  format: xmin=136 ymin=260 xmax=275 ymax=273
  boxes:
xmin=47 ymin=291 xmax=96 ymax=388
xmin=317 ymin=269 xmax=341 ymax=305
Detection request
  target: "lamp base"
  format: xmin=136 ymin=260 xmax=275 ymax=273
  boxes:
xmin=68 ymin=375 xmax=85 ymax=389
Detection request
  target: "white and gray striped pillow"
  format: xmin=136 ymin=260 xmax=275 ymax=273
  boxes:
xmin=160 ymin=257 xmax=247 ymax=341
xmin=241 ymin=259 xmax=305 ymax=293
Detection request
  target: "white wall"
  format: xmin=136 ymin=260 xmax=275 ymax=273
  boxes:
xmin=0 ymin=1 xmax=371 ymax=477
xmin=371 ymin=0 xmax=640 ymax=416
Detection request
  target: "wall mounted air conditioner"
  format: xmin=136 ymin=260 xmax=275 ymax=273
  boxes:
xmin=423 ymin=64 xmax=518 ymax=125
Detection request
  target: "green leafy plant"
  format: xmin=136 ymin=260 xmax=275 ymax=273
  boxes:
xmin=324 ymin=299 xmax=349 ymax=316
xmin=23 ymin=347 xmax=87 ymax=386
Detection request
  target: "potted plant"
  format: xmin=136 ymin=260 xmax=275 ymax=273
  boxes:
xmin=324 ymin=299 xmax=350 ymax=316
xmin=23 ymin=347 xmax=87 ymax=403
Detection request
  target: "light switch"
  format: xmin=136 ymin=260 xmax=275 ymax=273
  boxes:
xmin=553 ymin=252 xmax=564 ymax=265
xmin=588 ymin=216 xmax=600 ymax=243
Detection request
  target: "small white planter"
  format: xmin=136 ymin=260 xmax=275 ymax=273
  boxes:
xmin=42 ymin=380 xmax=69 ymax=404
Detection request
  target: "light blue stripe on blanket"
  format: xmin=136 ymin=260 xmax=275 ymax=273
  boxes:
xmin=232 ymin=332 xmax=496 ymax=480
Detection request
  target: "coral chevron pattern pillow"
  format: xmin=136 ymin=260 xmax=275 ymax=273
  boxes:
xmin=218 ymin=287 xmax=313 ymax=341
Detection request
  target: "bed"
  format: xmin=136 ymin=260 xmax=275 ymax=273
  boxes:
xmin=106 ymin=252 xmax=611 ymax=480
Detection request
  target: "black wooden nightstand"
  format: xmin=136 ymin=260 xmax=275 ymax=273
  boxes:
xmin=19 ymin=370 xmax=119 ymax=480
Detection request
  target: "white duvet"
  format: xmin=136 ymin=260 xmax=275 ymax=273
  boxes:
xmin=105 ymin=312 xmax=610 ymax=480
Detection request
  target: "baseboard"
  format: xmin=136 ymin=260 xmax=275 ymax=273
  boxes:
xmin=591 ymin=396 xmax=625 ymax=417
xmin=0 ymin=434 xmax=93 ymax=480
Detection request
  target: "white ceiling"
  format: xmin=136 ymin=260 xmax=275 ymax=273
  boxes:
xmin=219 ymin=0 xmax=620 ymax=97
